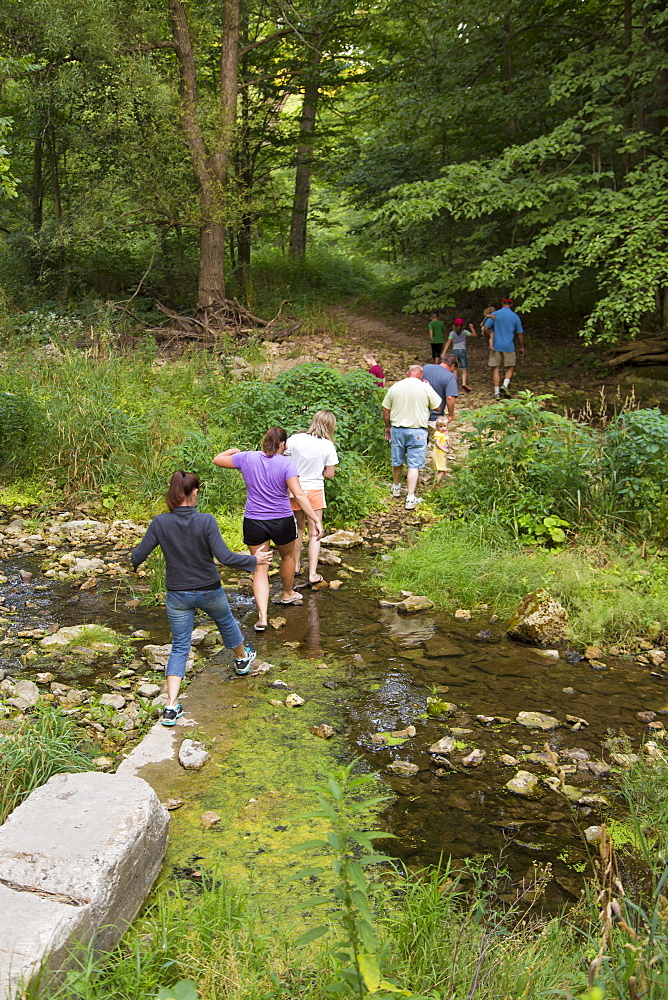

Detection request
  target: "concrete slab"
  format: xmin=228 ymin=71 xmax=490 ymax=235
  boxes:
xmin=0 ymin=771 xmax=169 ymax=997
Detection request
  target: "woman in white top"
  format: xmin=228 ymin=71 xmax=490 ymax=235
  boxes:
xmin=286 ymin=410 xmax=339 ymax=586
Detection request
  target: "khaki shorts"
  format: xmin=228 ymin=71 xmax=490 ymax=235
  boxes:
xmin=488 ymin=350 xmax=516 ymax=367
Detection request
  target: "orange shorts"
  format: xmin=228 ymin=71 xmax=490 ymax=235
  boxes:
xmin=290 ymin=488 xmax=326 ymax=512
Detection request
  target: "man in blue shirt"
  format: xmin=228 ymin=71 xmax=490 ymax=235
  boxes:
xmin=422 ymin=354 xmax=459 ymax=424
xmin=485 ymin=298 xmax=525 ymax=398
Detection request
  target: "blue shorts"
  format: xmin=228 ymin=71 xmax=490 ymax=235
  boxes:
xmin=453 ymin=348 xmax=468 ymax=369
xmin=390 ymin=427 xmax=428 ymax=468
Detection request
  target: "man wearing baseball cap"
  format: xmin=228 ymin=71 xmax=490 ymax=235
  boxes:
xmin=485 ymin=298 xmax=525 ymax=398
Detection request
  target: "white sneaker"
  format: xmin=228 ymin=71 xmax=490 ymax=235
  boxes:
xmin=390 ymin=484 xmax=402 ymax=498
xmin=405 ymin=496 xmax=424 ymax=510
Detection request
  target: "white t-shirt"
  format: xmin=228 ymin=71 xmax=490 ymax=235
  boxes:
xmin=285 ymin=433 xmax=339 ymax=490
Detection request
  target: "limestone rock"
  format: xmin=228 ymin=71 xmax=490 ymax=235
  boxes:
xmin=499 ymin=754 xmax=519 ymax=767
xmin=516 ymin=711 xmax=560 ymax=731
xmin=429 ymin=736 xmax=456 ymax=755
xmin=178 ymin=740 xmax=210 ymax=770
xmin=320 ymin=530 xmax=363 ymax=549
xmin=285 ymin=693 xmax=304 ymax=708
xmin=584 ymin=825 xmax=603 ymax=844
xmin=100 ymin=693 xmax=126 ymax=711
xmin=0 ymin=771 xmax=168 ymax=997
xmin=506 ymin=589 xmax=568 ymax=645
xmin=506 ymin=770 xmax=540 ymax=798
xmin=397 ymin=595 xmax=435 ymax=614
xmin=648 ymin=648 xmax=666 ymax=667
xmin=200 ymin=811 xmax=221 ymax=830
xmin=461 ymin=749 xmax=485 ymax=767
xmin=387 ymin=760 xmax=419 ymax=776
xmin=136 ymin=683 xmax=162 ymax=699
xmin=454 ymin=609 xmax=471 ymax=620
xmin=310 ymin=724 xmax=335 ymax=739
xmin=423 ymin=636 xmax=465 ymax=657
xmin=11 ymin=679 xmax=40 ymax=707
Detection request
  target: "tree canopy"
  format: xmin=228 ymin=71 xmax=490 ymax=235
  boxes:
xmin=0 ymin=0 xmax=665 ymax=341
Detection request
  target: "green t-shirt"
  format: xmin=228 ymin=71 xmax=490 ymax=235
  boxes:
xmin=429 ymin=320 xmax=445 ymax=343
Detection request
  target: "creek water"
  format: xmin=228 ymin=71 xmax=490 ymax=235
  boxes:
xmin=1 ymin=546 xmax=665 ymax=909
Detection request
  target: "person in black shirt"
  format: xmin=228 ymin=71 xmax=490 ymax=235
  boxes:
xmin=131 ymin=470 xmax=272 ymax=725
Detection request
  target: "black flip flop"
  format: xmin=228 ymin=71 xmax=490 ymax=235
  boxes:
xmin=307 ymin=575 xmax=325 ymax=588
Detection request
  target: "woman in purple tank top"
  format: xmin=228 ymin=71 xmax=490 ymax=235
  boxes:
xmin=214 ymin=428 xmax=321 ymax=632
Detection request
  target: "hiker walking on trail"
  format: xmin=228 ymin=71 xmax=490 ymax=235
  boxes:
xmin=422 ymin=354 xmax=459 ymax=426
xmin=486 ymin=298 xmax=525 ymax=399
xmin=428 ymin=311 xmax=446 ymax=360
xmin=213 ymin=428 xmax=321 ymax=633
xmin=285 ymin=410 xmax=339 ymax=589
xmin=382 ymin=364 xmax=442 ymax=510
xmin=444 ymin=318 xmax=476 ymax=393
xmin=130 ymin=471 xmax=272 ymax=725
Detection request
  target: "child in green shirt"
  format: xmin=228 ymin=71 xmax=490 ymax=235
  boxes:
xmin=428 ymin=312 xmax=445 ymax=360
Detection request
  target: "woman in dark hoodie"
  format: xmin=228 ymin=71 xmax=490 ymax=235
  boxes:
xmin=131 ymin=470 xmax=272 ymax=726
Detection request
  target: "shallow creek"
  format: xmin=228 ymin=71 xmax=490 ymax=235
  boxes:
xmin=1 ymin=537 xmax=665 ymax=910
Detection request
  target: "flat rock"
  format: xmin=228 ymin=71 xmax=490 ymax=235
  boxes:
xmin=178 ymin=740 xmax=210 ymax=770
xmin=506 ymin=770 xmax=540 ymax=798
xmin=516 ymin=711 xmax=560 ymax=731
xmin=423 ymin=636 xmax=465 ymax=657
xmin=387 ymin=760 xmax=419 ymax=776
xmin=461 ymin=749 xmax=485 ymax=767
xmin=0 ymin=771 xmax=168 ymax=997
xmin=507 ymin=588 xmax=568 ymax=645
xmin=100 ymin=693 xmax=126 ymax=711
xmin=587 ymin=760 xmax=611 ymax=777
xmin=320 ymin=530 xmax=363 ymax=549
xmin=397 ymin=595 xmax=434 ymax=614
xmin=429 ymin=736 xmax=456 ymax=755
xmin=499 ymin=754 xmax=519 ymax=766
xmin=453 ymin=609 xmax=471 ymax=620
xmin=136 ymin=683 xmax=162 ymax=699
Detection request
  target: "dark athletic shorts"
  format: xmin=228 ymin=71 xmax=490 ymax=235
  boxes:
xmin=243 ymin=515 xmax=298 ymax=547
xmin=431 ymin=342 xmax=443 ymax=360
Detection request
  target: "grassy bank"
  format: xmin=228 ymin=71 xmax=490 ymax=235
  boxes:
xmin=379 ymin=520 xmax=668 ymax=646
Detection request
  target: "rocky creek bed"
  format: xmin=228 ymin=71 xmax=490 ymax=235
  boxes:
xmin=0 ymin=504 xmax=667 ymax=913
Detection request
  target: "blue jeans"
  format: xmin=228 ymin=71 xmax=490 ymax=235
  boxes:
xmin=165 ymin=586 xmax=245 ymax=679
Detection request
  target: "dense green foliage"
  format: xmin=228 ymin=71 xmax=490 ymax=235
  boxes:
xmin=0 ymin=350 xmax=384 ymax=523
xmin=438 ymin=393 xmax=668 ymax=541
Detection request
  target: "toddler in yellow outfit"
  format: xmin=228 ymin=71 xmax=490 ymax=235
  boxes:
xmin=432 ymin=416 xmax=449 ymax=485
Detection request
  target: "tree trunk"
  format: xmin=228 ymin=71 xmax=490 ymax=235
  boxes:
xmin=289 ymin=50 xmax=321 ymax=258
xmin=168 ymin=0 xmax=239 ymax=308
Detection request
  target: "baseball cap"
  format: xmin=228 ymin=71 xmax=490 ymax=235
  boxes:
xmin=454 ymin=317 xmax=465 ymax=324
xmin=502 ymin=298 xmax=514 ymax=305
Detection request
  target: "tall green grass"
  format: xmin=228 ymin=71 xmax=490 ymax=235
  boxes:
xmin=381 ymin=519 xmax=668 ymax=645
xmin=0 ymin=706 xmax=93 ymax=823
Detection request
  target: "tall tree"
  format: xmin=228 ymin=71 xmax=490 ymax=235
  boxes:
xmin=168 ymin=0 xmax=239 ymax=307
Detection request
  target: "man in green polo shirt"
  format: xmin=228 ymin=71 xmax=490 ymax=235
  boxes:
xmin=428 ymin=311 xmax=445 ymax=360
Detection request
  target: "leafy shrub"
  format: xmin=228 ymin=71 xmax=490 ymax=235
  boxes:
xmin=0 ymin=388 xmax=43 ymax=469
xmin=440 ymin=392 xmax=600 ymax=531
xmin=221 ymin=363 xmax=386 ymax=461
xmin=604 ymin=408 xmax=668 ymax=526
